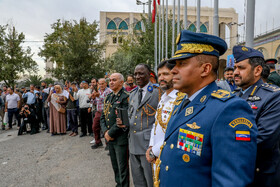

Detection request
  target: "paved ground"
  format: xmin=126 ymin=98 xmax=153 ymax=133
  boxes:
xmin=0 ymin=128 xmax=116 ymax=187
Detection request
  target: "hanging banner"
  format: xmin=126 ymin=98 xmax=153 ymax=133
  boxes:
xmin=227 ymin=54 xmax=235 ymax=68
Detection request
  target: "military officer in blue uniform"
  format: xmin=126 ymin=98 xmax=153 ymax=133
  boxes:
xmin=233 ymin=46 xmax=280 ymax=187
xmin=156 ymin=30 xmax=258 ymax=187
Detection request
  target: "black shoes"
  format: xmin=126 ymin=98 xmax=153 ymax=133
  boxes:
xmin=88 ymin=133 xmax=93 ymax=137
xmin=104 ymin=145 xmax=109 ymax=151
xmin=91 ymin=142 xmax=103 ymax=149
xmin=79 ymin=133 xmax=87 ymax=137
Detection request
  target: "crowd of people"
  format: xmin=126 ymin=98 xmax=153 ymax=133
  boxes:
xmin=1 ymin=30 xmax=280 ymax=187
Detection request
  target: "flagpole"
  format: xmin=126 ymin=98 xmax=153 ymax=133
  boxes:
xmin=162 ymin=0 xmax=164 ymax=60
xmin=158 ymin=0 xmax=161 ymax=64
xmin=196 ymin=0 xmax=200 ymax=33
xmin=184 ymin=0 xmax=187 ymax=30
xmin=154 ymin=1 xmax=158 ymax=73
xmin=213 ymin=0 xmax=219 ymax=36
xmin=177 ymin=0 xmax=180 ymax=34
xmin=172 ymin=0 xmax=175 ymax=56
xmin=165 ymin=0 xmax=168 ymax=59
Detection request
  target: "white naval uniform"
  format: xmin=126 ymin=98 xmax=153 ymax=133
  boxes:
xmin=149 ymin=89 xmax=179 ymax=157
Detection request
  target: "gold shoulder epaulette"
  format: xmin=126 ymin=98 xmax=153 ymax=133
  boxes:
xmin=211 ymin=89 xmax=233 ymax=101
xmin=173 ymin=92 xmax=186 ymax=105
xmin=261 ymin=84 xmax=280 ymax=92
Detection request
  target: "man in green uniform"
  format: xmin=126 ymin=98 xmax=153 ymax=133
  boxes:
xmin=265 ymin=58 xmax=280 ymax=87
xmin=100 ymin=73 xmax=130 ymax=187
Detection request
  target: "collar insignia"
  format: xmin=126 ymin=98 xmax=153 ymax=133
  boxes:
xmin=200 ymin=95 xmax=206 ymax=103
xmin=185 ymin=106 xmax=193 ymax=116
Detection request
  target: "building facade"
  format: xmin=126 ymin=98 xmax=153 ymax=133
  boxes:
xmin=100 ymin=6 xmax=238 ymax=58
xmin=253 ymin=27 xmax=280 ymax=61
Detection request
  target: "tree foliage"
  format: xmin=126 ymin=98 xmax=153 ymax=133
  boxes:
xmin=23 ymin=75 xmax=43 ymax=87
xmin=42 ymin=77 xmax=55 ymax=85
xmin=105 ymin=15 xmax=176 ymax=78
xmin=0 ymin=25 xmax=38 ymax=87
xmin=39 ymin=18 xmax=106 ymax=82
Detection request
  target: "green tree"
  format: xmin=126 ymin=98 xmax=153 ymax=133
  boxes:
xmin=39 ymin=18 xmax=106 ymax=82
xmin=0 ymin=25 xmax=38 ymax=87
xmin=42 ymin=77 xmax=55 ymax=85
xmin=23 ymin=75 xmax=43 ymax=87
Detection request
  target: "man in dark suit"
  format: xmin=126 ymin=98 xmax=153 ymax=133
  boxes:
xmin=101 ymin=73 xmax=130 ymax=187
xmin=233 ymin=46 xmax=280 ymax=187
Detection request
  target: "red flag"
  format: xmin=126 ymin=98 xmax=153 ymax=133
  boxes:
xmin=152 ymin=0 xmax=156 ymax=23
xmin=158 ymin=0 xmax=160 ymax=5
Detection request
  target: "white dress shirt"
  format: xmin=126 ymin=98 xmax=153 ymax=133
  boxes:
xmin=73 ymin=88 xmax=92 ymax=108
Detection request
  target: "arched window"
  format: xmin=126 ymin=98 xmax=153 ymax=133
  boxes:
xmin=119 ymin=21 xmax=128 ymax=30
xmin=188 ymin=24 xmax=196 ymax=32
xmin=107 ymin=20 xmax=117 ymax=30
xmin=200 ymin=24 xmax=207 ymax=33
xmin=135 ymin=21 xmax=142 ymax=30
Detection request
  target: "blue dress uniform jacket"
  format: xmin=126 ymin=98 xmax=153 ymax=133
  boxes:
xmin=236 ymin=79 xmax=280 ymax=187
xmin=157 ymin=82 xmax=258 ymax=187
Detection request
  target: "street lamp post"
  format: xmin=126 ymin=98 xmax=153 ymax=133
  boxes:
xmin=136 ymin=0 xmax=149 ymax=14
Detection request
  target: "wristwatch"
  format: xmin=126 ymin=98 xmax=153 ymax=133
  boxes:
xmin=149 ymin=149 xmax=156 ymax=160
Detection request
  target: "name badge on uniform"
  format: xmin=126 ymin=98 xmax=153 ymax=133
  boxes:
xmin=177 ymin=128 xmax=204 ymax=156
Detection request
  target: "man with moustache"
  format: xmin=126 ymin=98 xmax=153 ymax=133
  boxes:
xmin=233 ymin=46 xmax=280 ymax=187
xmin=216 ymin=67 xmax=237 ymax=92
xmin=129 ymin=64 xmax=162 ymax=187
xmin=224 ymin=67 xmax=237 ymax=91
xmin=156 ymin=30 xmax=257 ymax=187
xmin=100 ymin=73 xmax=130 ymax=187
xmin=145 ymin=60 xmax=182 ymax=178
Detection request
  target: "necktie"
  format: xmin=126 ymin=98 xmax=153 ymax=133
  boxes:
xmin=179 ymin=98 xmax=190 ymax=112
xmin=138 ymin=89 xmax=143 ymax=105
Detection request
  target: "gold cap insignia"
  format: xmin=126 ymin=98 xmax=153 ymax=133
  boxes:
xmin=182 ymin=154 xmax=190 ymax=163
xmin=185 ymin=106 xmax=193 ymax=116
xmin=242 ymin=47 xmax=248 ymax=51
xmin=186 ymin=122 xmax=201 ymax=129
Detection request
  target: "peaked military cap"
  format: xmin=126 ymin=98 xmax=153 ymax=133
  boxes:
xmin=265 ymin=58 xmax=278 ymax=64
xmin=233 ymin=46 xmax=264 ymax=63
xmin=167 ymin=30 xmax=228 ymax=63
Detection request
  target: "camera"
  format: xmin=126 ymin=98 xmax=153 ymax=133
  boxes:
xmin=87 ymin=100 xmax=91 ymax=103
xmin=24 ymin=106 xmax=29 ymax=110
